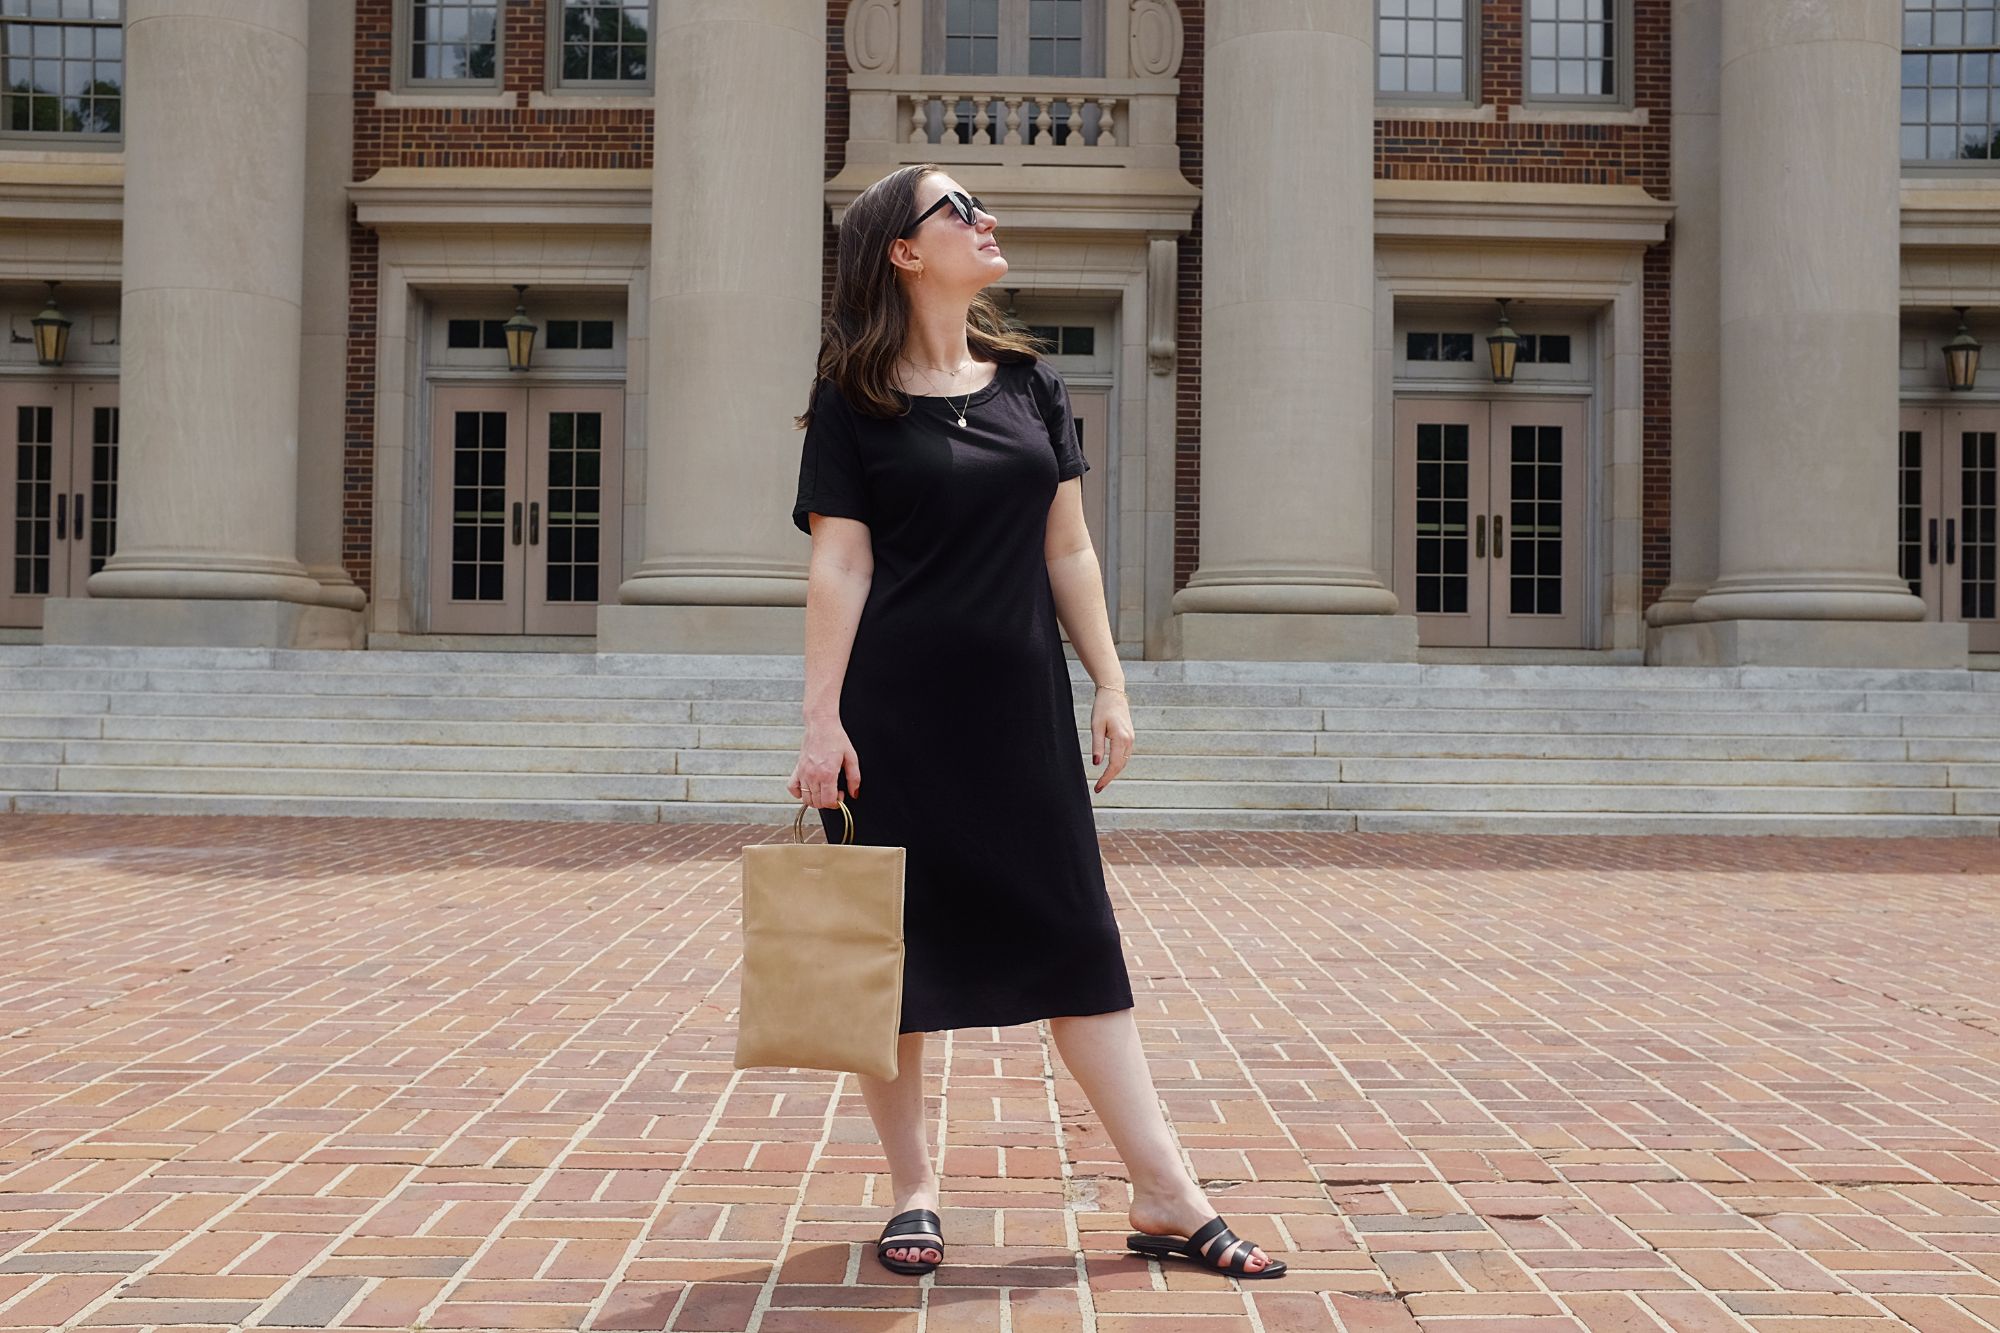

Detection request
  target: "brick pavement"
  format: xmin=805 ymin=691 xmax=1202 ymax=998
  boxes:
xmin=0 ymin=814 xmax=1995 ymax=1332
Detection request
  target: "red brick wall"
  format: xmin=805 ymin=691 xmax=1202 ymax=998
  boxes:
xmin=1174 ymin=2 xmax=1203 ymax=595
xmin=344 ymin=0 xmax=654 ymax=595
xmin=1374 ymin=0 xmax=1674 ymax=610
xmin=349 ymin=0 xmax=1672 ymax=622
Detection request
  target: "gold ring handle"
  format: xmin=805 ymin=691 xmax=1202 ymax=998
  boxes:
xmin=792 ymin=793 xmax=855 ymax=844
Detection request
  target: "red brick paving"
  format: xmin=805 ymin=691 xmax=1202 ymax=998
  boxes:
xmin=0 ymin=814 xmax=1995 ymax=1332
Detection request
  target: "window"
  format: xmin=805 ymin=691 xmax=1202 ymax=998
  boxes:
xmin=1407 ymin=331 xmax=1476 ymax=362
xmin=1517 ymin=333 xmax=1569 ymax=364
xmin=1525 ymin=0 xmax=1621 ymax=102
xmin=0 ymin=0 xmax=122 ymax=141
xmin=1025 ymin=324 xmax=1095 ymax=356
xmin=1903 ymin=0 xmax=2000 ymax=162
xmin=401 ymin=0 xmax=501 ymax=86
xmin=925 ymin=0 xmax=1104 ymax=77
xmin=1378 ymin=0 xmax=1472 ymax=101
xmin=543 ymin=319 xmax=615 ymax=351
xmin=553 ymin=0 xmax=652 ymax=88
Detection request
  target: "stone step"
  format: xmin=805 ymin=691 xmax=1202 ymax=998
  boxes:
xmin=10 ymin=689 xmax=1989 ymax=738
xmin=51 ymin=765 xmax=691 ymax=802
xmin=12 ymin=665 xmax=2000 ymax=719
xmin=25 ymin=715 xmax=1923 ymax=763
xmin=7 ymin=789 xmax=1994 ymax=837
xmin=37 ymin=740 xmax=1972 ymax=791
xmin=8 ymin=642 xmax=1985 ymax=688
xmin=22 ymin=763 xmax=1969 ymax=814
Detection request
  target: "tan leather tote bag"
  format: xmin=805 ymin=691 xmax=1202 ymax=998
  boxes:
xmin=735 ymin=797 xmax=906 ymax=1081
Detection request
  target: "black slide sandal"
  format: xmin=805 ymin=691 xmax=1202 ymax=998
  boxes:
xmin=1126 ymin=1215 xmax=1288 ymax=1279
xmin=875 ymin=1207 xmax=945 ymax=1276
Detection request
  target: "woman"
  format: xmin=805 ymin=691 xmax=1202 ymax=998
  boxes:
xmin=787 ymin=164 xmax=1284 ymax=1282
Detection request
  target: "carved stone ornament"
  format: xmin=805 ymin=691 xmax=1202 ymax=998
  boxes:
xmin=845 ymin=0 xmax=899 ymax=74
xmin=1129 ymin=0 xmax=1183 ymax=79
xmin=1147 ymin=237 xmax=1177 ymax=375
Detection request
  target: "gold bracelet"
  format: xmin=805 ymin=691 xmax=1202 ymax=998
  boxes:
xmin=1096 ymin=683 xmax=1127 ymax=693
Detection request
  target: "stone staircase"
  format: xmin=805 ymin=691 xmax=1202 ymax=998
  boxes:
xmin=2 ymin=644 xmax=1998 ymax=835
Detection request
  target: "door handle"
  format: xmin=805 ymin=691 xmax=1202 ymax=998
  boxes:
xmin=1493 ymin=514 xmax=1505 ymax=558
xmin=72 ymin=492 xmax=83 ymax=540
xmin=529 ymin=501 xmax=540 ymax=546
xmin=54 ymin=489 xmax=65 ymax=542
xmin=512 ymin=501 xmax=523 ymax=546
xmin=1947 ymin=517 xmax=1957 ymax=565
xmin=1474 ymin=514 xmax=1486 ymax=559
xmin=1931 ymin=517 xmax=1941 ymax=565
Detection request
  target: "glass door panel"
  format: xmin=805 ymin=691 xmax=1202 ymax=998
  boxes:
xmin=1899 ymin=409 xmax=1944 ymax=616
xmin=1394 ymin=399 xmax=1490 ymax=647
xmin=69 ymin=383 xmax=118 ymax=597
xmin=1 ymin=382 xmax=116 ymax=631
xmin=427 ymin=386 xmax=526 ymax=634
xmin=1067 ymin=385 xmax=1113 ymax=611
xmin=1489 ymin=401 xmax=1587 ymax=648
xmin=1908 ymin=409 xmax=2000 ymax=653
xmin=1946 ymin=410 xmax=2000 ymax=651
xmin=523 ymin=387 xmax=623 ymax=635
xmin=1395 ymin=397 xmax=1589 ymax=649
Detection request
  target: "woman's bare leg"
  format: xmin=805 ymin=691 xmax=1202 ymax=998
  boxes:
xmin=855 ymin=1031 xmax=942 ymax=1265
xmin=1047 ymin=1008 xmax=1273 ymax=1273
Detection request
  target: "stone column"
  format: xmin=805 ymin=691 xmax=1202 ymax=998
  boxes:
xmin=1656 ymin=0 xmax=1960 ymax=667
xmin=1644 ymin=0 xmax=1720 ymax=632
xmin=599 ymin=0 xmax=827 ymax=653
xmin=1170 ymin=0 xmax=1412 ymax=662
xmin=296 ymin=0 xmax=368 ymax=628
xmin=47 ymin=0 xmax=326 ymax=648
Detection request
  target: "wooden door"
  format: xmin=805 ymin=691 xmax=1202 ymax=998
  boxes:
xmin=1486 ymin=400 xmax=1588 ymax=648
xmin=1900 ymin=408 xmax=1947 ymax=620
xmin=428 ymin=386 xmax=527 ymax=634
xmin=1395 ymin=399 xmax=1490 ymax=646
xmin=1395 ymin=397 xmax=1590 ymax=649
xmin=1943 ymin=408 xmax=2000 ymax=652
xmin=1 ymin=381 xmax=118 ymax=630
xmin=522 ymin=387 xmax=623 ymax=635
xmin=1066 ymin=385 xmax=1111 ymax=583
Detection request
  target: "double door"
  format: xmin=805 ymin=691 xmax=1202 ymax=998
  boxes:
xmin=428 ymin=385 xmax=623 ymax=635
xmin=1 ymin=381 xmax=118 ymax=630
xmin=1393 ymin=398 xmax=1588 ymax=648
xmin=1899 ymin=407 xmax=1999 ymax=652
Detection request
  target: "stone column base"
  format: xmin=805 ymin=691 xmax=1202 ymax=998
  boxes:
xmin=42 ymin=598 xmax=366 ymax=650
xmin=1178 ymin=612 xmax=1419 ymax=662
xmin=1647 ymin=619 xmax=1969 ymax=669
xmin=597 ymin=603 xmax=805 ymax=655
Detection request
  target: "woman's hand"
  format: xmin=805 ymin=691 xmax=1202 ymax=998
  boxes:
xmin=790 ymin=717 xmax=860 ymax=809
xmin=1090 ymin=687 xmax=1134 ymax=793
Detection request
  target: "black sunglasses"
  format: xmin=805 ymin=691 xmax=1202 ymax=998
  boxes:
xmin=900 ymin=190 xmax=986 ymax=238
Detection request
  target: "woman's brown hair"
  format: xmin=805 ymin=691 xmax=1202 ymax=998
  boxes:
xmin=796 ymin=163 xmax=1044 ymax=429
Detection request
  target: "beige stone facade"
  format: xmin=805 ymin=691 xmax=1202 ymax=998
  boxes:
xmin=0 ymin=1 xmax=1991 ymax=668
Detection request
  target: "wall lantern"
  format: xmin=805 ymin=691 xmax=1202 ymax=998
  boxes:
xmin=504 ymin=284 xmax=537 ymax=372
xmin=1485 ymin=297 xmax=1521 ymax=385
xmin=1000 ymin=286 xmax=1027 ymax=332
xmin=1945 ymin=306 xmax=1982 ymax=392
xmin=31 ymin=281 xmax=71 ymax=368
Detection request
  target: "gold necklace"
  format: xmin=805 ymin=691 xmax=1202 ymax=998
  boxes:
xmin=907 ymin=356 xmax=975 ymax=428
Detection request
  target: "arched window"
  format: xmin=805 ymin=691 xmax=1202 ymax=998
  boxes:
xmin=924 ymin=0 xmax=1105 ymax=78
